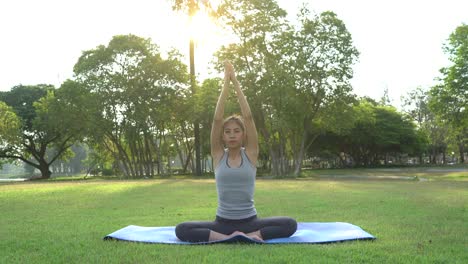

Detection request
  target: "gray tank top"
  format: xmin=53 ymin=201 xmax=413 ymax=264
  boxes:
xmin=215 ymin=148 xmax=257 ymax=219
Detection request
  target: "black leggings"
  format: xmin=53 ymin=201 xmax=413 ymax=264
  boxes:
xmin=175 ymin=215 xmax=297 ymax=242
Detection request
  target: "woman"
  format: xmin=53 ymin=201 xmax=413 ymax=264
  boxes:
xmin=175 ymin=61 xmax=297 ymax=242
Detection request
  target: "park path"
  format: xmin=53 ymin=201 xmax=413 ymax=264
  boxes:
xmin=0 ymin=178 xmax=27 ymax=182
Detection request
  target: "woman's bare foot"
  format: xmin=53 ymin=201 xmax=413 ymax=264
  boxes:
xmin=246 ymin=231 xmax=264 ymax=242
xmin=246 ymin=234 xmax=264 ymax=242
xmin=227 ymin=230 xmax=246 ymax=238
xmin=227 ymin=231 xmax=263 ymax=242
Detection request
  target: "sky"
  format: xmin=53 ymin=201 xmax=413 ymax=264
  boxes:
xmin=0 ymin=0 xmax=467 ymax=108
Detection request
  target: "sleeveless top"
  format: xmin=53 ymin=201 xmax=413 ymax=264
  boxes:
xmin=215 ymin=148 xmax=257 ymax=219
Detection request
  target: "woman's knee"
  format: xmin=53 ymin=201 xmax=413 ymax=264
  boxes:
xmin=284 ymin=217 xmax=298 ymax=236
xmin=175 ymin=222 xmax=189 ymax=241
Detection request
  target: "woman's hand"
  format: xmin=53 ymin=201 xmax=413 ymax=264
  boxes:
xmin=224 ymin=60 xmax=236 ymax=81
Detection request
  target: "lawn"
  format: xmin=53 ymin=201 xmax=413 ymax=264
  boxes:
xmin=1 ymin=176 xmax=467 ymax=263
xmin=300 ymin=166 xmax=468 ymax=181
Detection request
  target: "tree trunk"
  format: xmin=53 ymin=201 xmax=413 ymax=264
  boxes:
xmin=269 ymin=147 xmax=280 ymax=177
xmin=258 ymin=118 xmax=281 ymax=176
xmin=183 ymin=149 xmax=193 ymax=173
xmin=210 ymin=156 xmax=214 ymax=172
xmin=174 ymin=137 xmax=185 ymax=173
xmin=138 ymin=136 xmax=146 ymax=177
xmin=107 ymin=131 xmax=134 ymax=177
xmin=280 ymin=134 xmax=289 ymax=175
xmin=118 ymin=142 xmax=135 ymax=177
xmin=38 ymin=160 xmax=51 ymax=179
xmin=431 ymin=147 xmax=437 ymax=164
xmin=144 ymin=133 xmax=154 ymax=177
xmin=278 ymin=142 xmax=285 ymax=176
xmin=294 ymin=127 xmax=320 ymax=175
xmin=459 ymin=142 xmax=465 ymax=164
xmin=157 ymin=132 xmax=163 ymax=175
xmin=149 ymin=134 xmax=161 ymax=175
xmin=293 ymin=128 xmax=307 ymax=177
xmin=189 ymin=39 xmax=202 ymax=177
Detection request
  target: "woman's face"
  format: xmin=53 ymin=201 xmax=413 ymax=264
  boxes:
xmin=223 ymin=120 xmax=244 ymax=148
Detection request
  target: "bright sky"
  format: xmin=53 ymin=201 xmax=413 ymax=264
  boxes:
xmin=0 ymin=0 xmax=467 ymax=108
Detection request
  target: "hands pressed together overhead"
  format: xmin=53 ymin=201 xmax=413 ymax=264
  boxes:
xmin=224 ymin=60 xmax=237 ymax=81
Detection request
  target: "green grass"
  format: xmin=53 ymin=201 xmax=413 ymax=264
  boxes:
xmin=301 ymin=166 xmax=468 ymax=181
xmin=1 ymin=177 xmax=467 ymax=263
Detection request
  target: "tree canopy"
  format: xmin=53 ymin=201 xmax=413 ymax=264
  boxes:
xmin=0 ymin=84 xmax=85 ymax=178
xmin=2 ymin=1 xmax=465 ymax=178
xmin=73 ymin=34 xmax=190 ymax=178
xmin=430 ymin=23 xmax=468 ymax=163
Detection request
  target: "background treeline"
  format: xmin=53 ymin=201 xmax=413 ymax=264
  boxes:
xmin=0 ymin=0 xmax=466 ymax=179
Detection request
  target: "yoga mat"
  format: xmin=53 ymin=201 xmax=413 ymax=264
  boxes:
xmin=104 ymin=222 xmax=376 ymax=244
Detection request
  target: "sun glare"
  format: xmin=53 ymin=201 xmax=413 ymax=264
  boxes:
xmin=149 ymin=1 xmax=233 ymax=79
xmin=187 ymin=11 xmax=219 ymax=44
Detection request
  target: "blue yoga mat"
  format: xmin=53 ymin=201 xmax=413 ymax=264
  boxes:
xmin=104 ymin=222 xmax=376 ymax=244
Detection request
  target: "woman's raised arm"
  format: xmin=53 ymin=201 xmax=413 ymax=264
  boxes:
xmin=211 ymin=62 xmax=231 ymax=167
xmin=227 ymin=63 xmax=259 ymax=166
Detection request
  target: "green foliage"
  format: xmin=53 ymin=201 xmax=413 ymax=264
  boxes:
xmin=309 ymin=99 xmax=427 ymax=167
xmin=214 ymin=0 xmax=359 ymax=175
xmin=0 ymin=84 xmax=53 ymax=130
xmin=402 ymin=86 xmax=432 ymax=127
xmin=0 ymin=84 xmax=84 ymax=179
xmin=429 ymin=23 xmax=468 ymax=163
xmin=49 ymin=143 xmax=89 ymax=175
xmin=73 ymin=34 xmax=190 ymax=178
xmin=0 ymin=102 xmax=22 ymax=148
xmin=402 ymin=86 xmax=452 ymax=164
xmin=195 ymin=78 xmax=220 ymax=157
xmin=81 ymin=143 xmax=115 ymax=176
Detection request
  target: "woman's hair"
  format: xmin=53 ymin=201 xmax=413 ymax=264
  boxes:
xmin=223 ymin=115 xmax=245 ymax=132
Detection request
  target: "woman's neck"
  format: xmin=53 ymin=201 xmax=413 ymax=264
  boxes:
xmin=227 ymin=147 xmax=241 ymax=158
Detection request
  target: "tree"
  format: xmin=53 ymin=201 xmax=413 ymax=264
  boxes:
xmin=379 ymin=87 xmax=392 ymax=106
xmin=215 ymin=1 xmax=358 ymax=176
xmin=373 ymin=106 xmax=422 ymax=164
xmin=282 ymin=8 xmax=359 ymax=175
xmin=215 ymin=0 xmax=291 ymax=176
xmin=402 ymin=86 xmax=431 ymax=127
xmin=49 ymin=143 xmax=88 ymax=175
xmin=0 ymin=102 xmax=22 ymax=163
xmin=0 ymin=84 xmax=85 ymax=179
xmin=328 ymin=99 xmax=426 ymax=167
xmin=430 ymin=24 xmax=468 ymax=163
xmin=171 ymin=0 xmax=217 ymax=176
xmin=304 ymin=99 xmax=358 ymax=168
xmin=402 ymin=86 xmax=447 ymax=164
xmin=73 ymin=34 xmax=189 ymax=178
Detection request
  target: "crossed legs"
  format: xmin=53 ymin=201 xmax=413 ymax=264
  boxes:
xmin=175 ymin=215 xmax=297 ymax=242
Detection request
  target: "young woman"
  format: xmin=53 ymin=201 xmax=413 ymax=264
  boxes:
xmin=175 ymin=61 xmax=297 ymax=242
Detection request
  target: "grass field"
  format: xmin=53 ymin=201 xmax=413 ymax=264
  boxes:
xmin=300 ymin=166 xmax=468 ymax=181
xmin=1 ymin=173 xmax=467 ymax=263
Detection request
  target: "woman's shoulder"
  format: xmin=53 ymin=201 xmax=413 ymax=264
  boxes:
xmin=219 ymin=148 xmax=228 ymax=159
xmin=241 ymin=147 xmax=257 ymax=167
